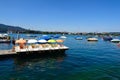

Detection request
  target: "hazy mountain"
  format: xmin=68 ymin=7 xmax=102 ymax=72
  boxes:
xmin=0 ymin=24 xmax=26 ymax=33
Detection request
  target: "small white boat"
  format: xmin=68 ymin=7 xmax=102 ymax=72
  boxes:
xmin=75 ymin=36 xmax=82 ymax=40
xmin=0 ymin=34 xmax=11 ymax=43
xmin=87 ymin=38 xmax=98 ymax=41
xmin=60 ymin=36 xmax=67 ymax=39
xmin=0 ymin=39 xmax=11 ymax=43
xmin=111 ymin=39 xmax=120 ymax=43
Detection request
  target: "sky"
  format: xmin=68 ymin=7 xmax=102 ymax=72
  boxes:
xmin=0 ymin=0 xmax=120 ymax=32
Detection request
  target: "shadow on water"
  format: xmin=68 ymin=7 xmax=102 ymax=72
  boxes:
xmin=12 ymin=53 xmax=66 ymax=72
xmin=14 ymin=52 xmax=66 ymax=63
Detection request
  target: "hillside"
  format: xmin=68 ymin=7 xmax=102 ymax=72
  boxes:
xmin=0 ymin=24 xmax=26 ymax=33
xmin=0 ymin=23 xmax=67 ymax=34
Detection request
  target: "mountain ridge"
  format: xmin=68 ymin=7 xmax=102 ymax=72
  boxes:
xmin=0 ymin=23 xmax=26 ymax=33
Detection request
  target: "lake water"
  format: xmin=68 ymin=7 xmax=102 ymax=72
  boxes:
xmin=0 ymin=34 xmax=120 ymax=80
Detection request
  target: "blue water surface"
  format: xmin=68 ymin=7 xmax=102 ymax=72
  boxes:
xmin=0 ymin=34 xmax=120 ymax=80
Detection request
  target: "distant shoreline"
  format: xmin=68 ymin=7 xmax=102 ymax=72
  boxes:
xmin=0 ymin=23 xmax=120 ymax=36
xmin=1 ymin=31 xmax=120 ymax=36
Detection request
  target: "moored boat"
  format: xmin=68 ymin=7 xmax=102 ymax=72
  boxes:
xmin=103 ymin=36 xmax=112 ymax=41
xmin=60 ymin=36 xmax=67 ymax=39
xmin=75 ymin=36 xmax=82 ymax=40
xmin=0 ymin=40 xmax=11 ymax=43
xmin=0 ymin=34 xmax=11 ymax=43
xmin=87 ymin=38 xmax=98 ymax=41
xmin=111 ymin=39 xmax=120 ymax=43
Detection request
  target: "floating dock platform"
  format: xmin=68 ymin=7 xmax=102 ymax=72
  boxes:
xmin=0 ymin=47 xmax=68 ymax=58
xmin=0 ymin=50 xmax=16 ymax=56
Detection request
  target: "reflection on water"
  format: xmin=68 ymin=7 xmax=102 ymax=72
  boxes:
xmin=13 ymin=54 xmax=66 ymax=72
xmin=0 ymin=54 xmax=66 ymax=80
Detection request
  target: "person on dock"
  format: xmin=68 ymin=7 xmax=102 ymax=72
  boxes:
xmin=15 ymin=38 xmax=26 ymax=49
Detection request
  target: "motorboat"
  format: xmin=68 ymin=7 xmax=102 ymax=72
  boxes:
xmin=103 ymin=36 xmax=112 ymax=41
xmin=60 ymin=36 xmax=67 ymax=39
xmin=0 ymin=34 xmax=11 ymax=43
xmin=75 ymin=36 xmax=82 ymax=40
xmin=87 ymin=38 xmax=98 ymax=41
xmin=111 ymin=39 xmax=120 ymax=43
xmin=0 ymin=39 xmax=11 ymax=43
xmin=26 ymin=34 xmax=37 ymax=37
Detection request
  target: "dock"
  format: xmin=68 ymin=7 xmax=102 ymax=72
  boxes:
xmin=0 ymin=50 xmax=16 ymax=56
xmin=0 ymin=47 xmax=68 ymax=57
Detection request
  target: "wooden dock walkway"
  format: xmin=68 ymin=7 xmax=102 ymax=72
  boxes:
xmin=0 ymin=49 xmax=68 ymax=57
xmin=0 ymin=50 xmax=16 ymax=56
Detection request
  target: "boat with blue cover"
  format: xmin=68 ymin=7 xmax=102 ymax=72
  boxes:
xmin=103 ymin=36 xmax=112 ymax=41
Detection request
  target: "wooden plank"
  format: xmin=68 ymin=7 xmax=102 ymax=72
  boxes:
xmin=0 ymin=50 xmax=16 ymax=55
xmin=0 ymin=47 xmax=68 ymax=56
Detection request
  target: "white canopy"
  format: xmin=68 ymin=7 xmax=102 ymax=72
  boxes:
xmin=27 ymin=39 xmax=38 ymax=43
xmin=38 ymin=39 xmax=47 ymax=43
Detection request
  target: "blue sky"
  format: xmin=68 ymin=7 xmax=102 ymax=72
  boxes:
xmin=0 ymin=0 xmax=120 ymax=32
